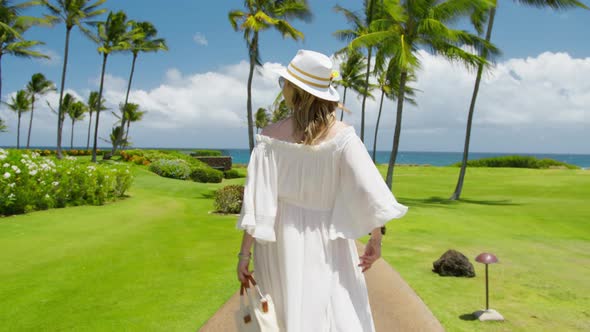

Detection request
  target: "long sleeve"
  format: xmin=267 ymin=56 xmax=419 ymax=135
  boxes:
xmin=328 ymin=134 xmax=408 ymax=240
xmin=236 ymin=142 xmax=278 ymax=244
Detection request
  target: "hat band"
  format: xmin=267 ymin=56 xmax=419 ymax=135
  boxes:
xmin=287 ymin=67 xmax=331 ymax=89
xmin=290 ymin=63 xmax=331 ymax=82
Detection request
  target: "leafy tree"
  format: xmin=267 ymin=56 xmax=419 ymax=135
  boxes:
xmin=43 ymin=0 xmax=107 ymax=159
xmin=450 ymin=0 xmax=589 ymax=200
xmin=3 ymin=89 xmax=31 ymax=148
xmin=229 ymin=0 xmax=311 ymax=153
xmin=25 ymin=73 xmax=56 ymax=148
xmin=352 ymin=0 xmax=499 ymax=188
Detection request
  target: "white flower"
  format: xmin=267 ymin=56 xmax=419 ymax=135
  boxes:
xmin=15 ymin=169 xmax=21 ymax=174
xmin=29 ymin=170 xmax=38 ymax=176
xmin=8 ymin=193 xmax=15 ymax=199
xmin=52 ymin=181 xmax=59 ymax=186
xmin=40 ymin=181 xmax=46 ymax=185
xmin=45 ymin=194 xmax=50 ymax=199
xmin=23 ymin=154 xmax=30 ymax=159
xmin=11 ymin=165 xmax=18 ymax=171
xmin=3 ymin=163 xmax=9 ymax=168
xmin=0 ymin=155 xmax=6 ymax=160
xmin=8 ymin=183 xmax=15 ymax=188
xmin=3 ymin=172 xmax=10 ymax=179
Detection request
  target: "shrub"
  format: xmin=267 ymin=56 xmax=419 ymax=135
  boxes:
xmin=452 ymin=155 xmax=579 ymax=169
xmin=148 ymin=159 xmax=191 ymax=180
xmin=223 ymin=169 xmax=242 ymax=179
xmin=214 ymin=185 xmax=244 ymax=214
xmin=190 ymin=167 xmax=223 ymax=183
xmin=0 ymin=149 xmax=133 ymax=216
xmin=192 ymin=149 xmax=222 ymax=157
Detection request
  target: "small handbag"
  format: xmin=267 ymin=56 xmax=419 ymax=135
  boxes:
xmin=235 ymin=275 xmax=280 ymax=332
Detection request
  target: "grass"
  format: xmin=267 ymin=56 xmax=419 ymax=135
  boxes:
xmin=0 ymin=163 xmax=588 ymax=331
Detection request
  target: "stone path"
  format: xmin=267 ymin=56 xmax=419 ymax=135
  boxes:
xmin=199 ymin=241 xmax=445 ymax=331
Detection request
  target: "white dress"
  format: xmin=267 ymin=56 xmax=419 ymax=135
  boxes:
xmin=236 ymin=125 xmax=408 ymax=332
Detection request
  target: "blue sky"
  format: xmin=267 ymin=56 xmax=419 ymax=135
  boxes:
xmin=1 ymin=0 xmax=589 ymax=153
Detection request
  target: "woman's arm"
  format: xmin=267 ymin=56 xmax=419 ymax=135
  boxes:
xmin=237 ymin=231 xmax=255 ymax=283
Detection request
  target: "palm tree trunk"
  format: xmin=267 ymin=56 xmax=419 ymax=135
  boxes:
xmin=340 ymin=87 xmax=348 ymax=121
xmin=57 ymin=27 xmax=72 ymax=160
xmin=27 ymin=96 xmax=35 ymax=149
xmin=92 ymin=54 xmax=108 ymax=163
xmin=360 ymin=47 xmax=372 ymax=142
xmin=372 ymin=89 xmax=385 ymax=163
xmin=71 ymin=119 xmax=75 ymax=149
xmin=17 ymin=112 xmax=21 ymax=149
xmin=112 ymin=53 xmax=138 ymax=154
xmin=450 ymin=7 xmax=497 ymax=201
xmin=86 ymin=110 xmax=93 ymax=151
xmin=385 ymin=71 xmax=407 ymax=189
xmin=125 ymin=120 xmax=130 ymax=143
xmin=246 ymin=33 xmax=258 ymax=153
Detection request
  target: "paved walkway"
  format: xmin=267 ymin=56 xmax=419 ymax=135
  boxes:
xmin=199 ymin=241 xmax=445 ymax=332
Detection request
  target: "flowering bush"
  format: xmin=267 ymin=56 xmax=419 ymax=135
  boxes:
xmin=214 ymin=185 xmax=244 ymax=214
xmin=0 ymin=148 xmax=133 ymax=216
xmin=148 ymin=159 xmax=192 ymax=180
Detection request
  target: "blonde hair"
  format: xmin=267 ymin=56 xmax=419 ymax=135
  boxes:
xmin=287 ymin=83 xmax=340 ymax=145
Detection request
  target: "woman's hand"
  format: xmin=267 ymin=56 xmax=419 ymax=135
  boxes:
xmin=359 ymin=237 xmax=382 ymax=273
xmin=237 ymin=256 xmax=252 ymax=284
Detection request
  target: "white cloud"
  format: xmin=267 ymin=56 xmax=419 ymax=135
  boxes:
xmin=1 ymin=51 xmax=588 ymax=154
xmin=193 ymin=32 xmax=208 ymax=46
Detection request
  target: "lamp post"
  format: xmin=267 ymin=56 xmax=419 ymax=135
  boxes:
xmin=473 ymin=252 xmax=504 ymax=321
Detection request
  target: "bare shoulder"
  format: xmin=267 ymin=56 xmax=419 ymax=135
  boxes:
xmin=260 ymin=118 xmax=290 ymax=138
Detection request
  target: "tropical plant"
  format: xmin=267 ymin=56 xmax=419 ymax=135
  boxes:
xmin=42 ymin=0 xmax=107 ymax=159
xmin=255 ymin=107 xmax=270 ymax=133
xmin=122 ymin=102 xmax=145 ymax=145
xmin=371 ymin=59 xmax=417 ymax=163
xmin=25 ymin=73 xmax=56 ymax=148
xmin=351 ymin=0 xmax=499 ymax=189
xmin=228 ymin=0 xmax=311 ymax=153
xmin=2 ymin=90 xmax=30 ymax=148
xmin=111 ymin=20 xmax=167 ymax=155
xmin=333 ymin=48 xmax=366 ymax=121
xmin=334 ymin=0 xmax=382 ymax=141
xmin=0 ymin=117 xmax=6 ymax=132
xmin=0 ymin=0 xmax=52 ymax=102
xmin=85 ymin=91 xmax=106 ymax=150
xmin=450 ymin=0 xmax=589 ymax=200
xmin=67 ymin=100 xmax=86 ymax=148
xmin=91 ymin=10 xmax=138 ymax=162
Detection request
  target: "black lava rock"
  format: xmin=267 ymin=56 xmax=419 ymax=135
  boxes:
xmin=432 ymin=249 xmax=476 ymax=277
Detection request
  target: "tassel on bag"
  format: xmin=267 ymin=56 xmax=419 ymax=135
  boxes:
xmin=235 ymin=275 xmax=280 ymax=332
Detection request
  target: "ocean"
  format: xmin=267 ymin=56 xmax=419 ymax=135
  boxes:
xmin=4 ymin=146 xmax=588 ymax=169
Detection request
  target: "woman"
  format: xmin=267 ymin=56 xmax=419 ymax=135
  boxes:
xmin=236 ymin=49 xmax=408 ymax=331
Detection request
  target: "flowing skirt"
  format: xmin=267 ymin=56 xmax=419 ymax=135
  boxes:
xmin=253 ymin=199 xmax=376 ymax=332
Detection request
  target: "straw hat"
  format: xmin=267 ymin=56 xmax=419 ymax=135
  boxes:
xmin=276 ymin=49 xmax=340 ymax=102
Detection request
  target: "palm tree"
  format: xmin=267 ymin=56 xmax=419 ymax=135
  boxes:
xmin=25 ymin=73 xmax=56 ymax=148
xmin=352 ymin=0 xmax=499 ymax=189
xmin=333 ymin=48 xmax=366 ymax=121
xmin=43 ymin=0 xmax=107 ymax=159
xmin=85 ymin=91 xmax=105 ymax=150
xmin=371 ymin=62 xmax=417 ymax=163
xmin=255 ymin=107 xmax=270 ymax=133
xmin=67 ymin=100 xmax=86 ymax=149
xmin=111 ymin=20 xmax=167 ymax=155
xmin=122 ymin=102 xmax=145 ymax=145
xmin=228 ymin=0 xmax=311 ymax=153
xmin=334 ymin=0 xmax=382 ymax=142
xmin=91 ymin=10 xmax=136 ymax=162
xmin=2 ymin=90 xmax=30 ymax=149
xmin=450 ymin=0 xmax=589 ymax=200
xmin=0 ymin=0 xmax=52 ymax=102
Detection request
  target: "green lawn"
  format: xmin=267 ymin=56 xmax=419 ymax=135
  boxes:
xmin=0 ymin=163 xmax=588 ymax=331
